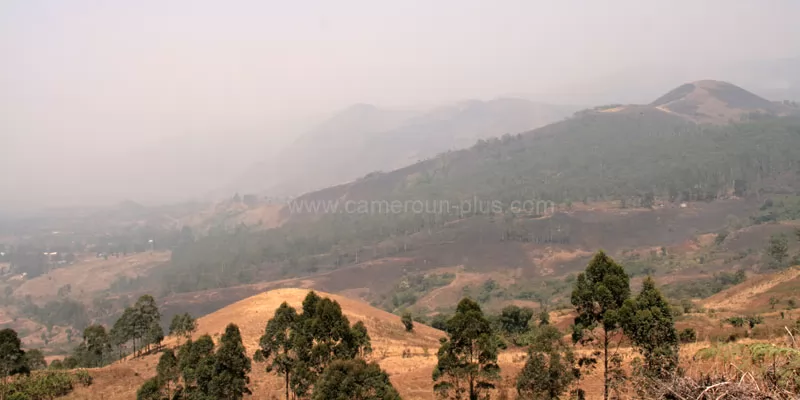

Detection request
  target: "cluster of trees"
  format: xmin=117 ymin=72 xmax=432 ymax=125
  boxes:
xmin=53 ymin=294 xmax=178 ymax=370
xmin=427 ymin=251 xmax=681 ymax=400
xmin=254 ymin=292 xmax=392 ymax=400
xmin=137 ymin=324 xmax=251 ymax=400
xmin=109 ymin=295 xmax=164 ymax=359
xmin=139 ymin=291 xmax=397 ymax=400
xmin=17 ymin=297 xmax=90 ymax=332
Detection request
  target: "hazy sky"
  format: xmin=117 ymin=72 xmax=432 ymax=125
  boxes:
xmin=2 ymin=0 xmax=799 ymax=212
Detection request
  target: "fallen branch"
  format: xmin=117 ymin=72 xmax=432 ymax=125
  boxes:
xmin=696 ymin=382 xmax=730 ymax=400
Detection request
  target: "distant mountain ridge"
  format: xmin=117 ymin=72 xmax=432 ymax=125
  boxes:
xmin=283 ymin=80 xmax=800 ymax=219
xmin=232 ymin=98 xmax=577 ymax=196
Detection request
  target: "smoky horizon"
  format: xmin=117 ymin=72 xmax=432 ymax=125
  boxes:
xmin=2 ymin=0 xmax=800 ymax=213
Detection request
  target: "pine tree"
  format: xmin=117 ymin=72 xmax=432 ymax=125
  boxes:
xmin=433 ymin=298 xmax=502 ymax=400
xmin=312 ymin=359 xmax=401 ymax=400
xmin=570 ymin=251 xmax=631 ymax=400
xmin=620 ymin=276 xmax=679 ymax=382
xmin=209 ymin=323 xmax=251 ymax=399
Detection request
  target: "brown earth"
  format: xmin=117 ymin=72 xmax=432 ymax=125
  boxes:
xmin=13 ymin=252 xmax=170 ymax=303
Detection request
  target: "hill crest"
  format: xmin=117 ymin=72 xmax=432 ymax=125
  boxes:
xmin=175 ymin=287 xmax=445 ymax=352
xmin=649 ymin=79 xmax=790 ymax=123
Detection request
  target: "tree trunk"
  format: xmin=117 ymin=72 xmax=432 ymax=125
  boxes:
xmin=285 ymin=373 xmax=290 ymax=400
xmin=469 ymin=376 xmax=475 ymax=400
xmin=603 ymin=329 xmax=609 ymax=400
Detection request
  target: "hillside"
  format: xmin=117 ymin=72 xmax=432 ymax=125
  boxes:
xmin=234 ymin=98 xmax=576 ymax=197
xmin=650 ymin=80 xmax=795 ymax=123
xmin=66 ymin=288 xmax=449 ymax=400
xmin=157 ymin=81 xmax=800 ymax=303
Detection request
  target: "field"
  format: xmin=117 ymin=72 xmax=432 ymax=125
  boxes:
xmin=13 ymin=252 xmax=170 ymax=303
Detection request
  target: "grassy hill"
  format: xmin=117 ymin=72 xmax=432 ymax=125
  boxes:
xmin=64 ymin=288 xmax=448 ymax=400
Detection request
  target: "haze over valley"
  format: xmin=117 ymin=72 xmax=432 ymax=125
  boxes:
xmin=3 ymin=2 xmax=800 ymax=399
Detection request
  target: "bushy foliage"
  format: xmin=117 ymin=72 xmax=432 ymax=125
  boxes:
xmin=498 ymin=305 xmax=534 ymax=335
xmin=168 ymin=312 xmax=197 ymax=342
xmin=256 ymin=292 xmax=373 ymax=399
xmin=678 ymin=328 xmax=697 ymax=343
xmin=620 ymin=277 xmax=679 ymax=381
xmin=516 ymin=325 xmax=583 ymax=400
xmin=312 ymin=359 xmax=401 ymax=400
xmin=1 ymin=328 xmax=30 ymax=393
xmin=401 ymin=312 xmax=414 ymax=332
xmin=4 ymin=370 xmax=91 ymax=400
xmin=209 ymin=324 xmax=251 ymax=399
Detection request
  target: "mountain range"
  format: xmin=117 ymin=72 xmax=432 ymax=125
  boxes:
xmin=232 ymin=98 xmax=577 ymax=197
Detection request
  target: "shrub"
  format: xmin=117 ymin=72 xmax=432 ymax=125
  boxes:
xmin=678 ymin=328 xmax=697 ymax=343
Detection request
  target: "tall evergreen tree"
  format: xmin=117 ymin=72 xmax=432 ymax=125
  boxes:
xmin=169 ymin=312 xmax=198 ymax=344
xmin=258 ymin=302 xmax=298 ymax=400
xmin=144 ymin=320 xmax=164 ymax=352
xmin=209 ymin=323 xmax=251 ymax=400
xmin=156 ymin=349 xmax=179 ymax=399
xmin=179 ymin=334 xmax=216 ymax=397
xmin=348 ymin=321 xmax=372 ymax=358
xmin=619 ymin=276 xmax=679 ymax=381
xmin=312 ymin=359 xmax=401 ymax=400
xmin=432 ymin=298 xmax=502 ymax=400
xmin=570 ymin=251 xmax=630 ymax=400
xmin=516 ymin=325 xmax=581 ymax=400
xmin=136 ymin=377 xmax=162 ymax=400
xmin=133 ymin=295 xmax=161 ymax=354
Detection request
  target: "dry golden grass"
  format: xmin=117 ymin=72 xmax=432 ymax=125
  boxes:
xmin=13 ymin=252 xmax=170 ymax=302
xmin=68 ymin=288 xmax=447 ymax=399
xmin=703 ymin=266 xmax=800 ymax=311
xmin=65 ymin=287 xmax=799 ymax=400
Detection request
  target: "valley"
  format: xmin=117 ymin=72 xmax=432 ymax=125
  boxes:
xmin=2 ymin=80 xmax=800 ymax=399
